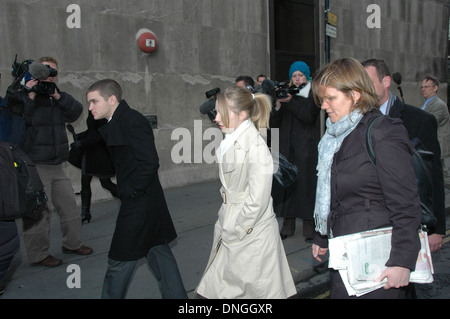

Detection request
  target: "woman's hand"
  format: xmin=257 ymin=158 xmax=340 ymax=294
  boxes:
xmin=375 ymin=266 xmax=410 ymax=290
xmin=312 ymin=244 xmax=328 ymax=262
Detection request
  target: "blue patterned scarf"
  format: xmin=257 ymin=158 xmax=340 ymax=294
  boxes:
xmin=314 ymin=110 xmax=364 ymax=235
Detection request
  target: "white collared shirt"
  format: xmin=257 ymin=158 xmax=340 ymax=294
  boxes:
xmin=379 ymin=99 xmax=388 ymax=115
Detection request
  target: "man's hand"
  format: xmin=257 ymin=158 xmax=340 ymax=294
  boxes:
xmin=25 ymin=79 xmax=38 ymax=100
xmin=428 ymin=233 xmax=443 ymax=253
xmin=49 ymin=87 xmax=61 ymax=100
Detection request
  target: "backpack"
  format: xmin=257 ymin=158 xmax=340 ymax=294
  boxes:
xmin=366 ymin=115 xmax=437 ymax=228
xmin=0 ymin=141 xmax=47 ymax=227
xmin=0 ymin=99 xmax=12 ymax=142
xmin=0 ymin=56 xmax=33 ymax=147
xmin=0 ymin=103 xmax=26 ymax=147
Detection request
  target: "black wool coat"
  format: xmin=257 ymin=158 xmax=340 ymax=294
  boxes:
xmin=78 ymin=112 xmax=115 ymax=177
xmin=388 ymin=98 xmax=446 ymax=235
xmin=99 ymin=100 xmax=177 ymax=261
xmin=270 ymin=92 xmax=320 ymax=219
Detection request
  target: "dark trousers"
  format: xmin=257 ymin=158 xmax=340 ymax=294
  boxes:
xmin=0 ymin=221 xmax=20 ymax=281
xmin=101 ymin=244 xmax=188 ymax=299
xmin=81 ymin=174 xmax=117 ymax=197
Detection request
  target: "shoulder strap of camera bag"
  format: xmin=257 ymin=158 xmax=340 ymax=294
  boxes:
xmin=365 ymin=115 xmax=383 ymax=166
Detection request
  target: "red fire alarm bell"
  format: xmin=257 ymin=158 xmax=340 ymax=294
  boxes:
xmin=138 ymin=32 xmax=157 ymax=53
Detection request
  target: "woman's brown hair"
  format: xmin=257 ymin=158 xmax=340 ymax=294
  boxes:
xmin=312 ymin=57 xmax=379 ymax=114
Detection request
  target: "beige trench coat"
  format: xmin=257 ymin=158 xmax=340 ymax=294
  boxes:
xmin=196 ymin=123 xmax=296 ymax=299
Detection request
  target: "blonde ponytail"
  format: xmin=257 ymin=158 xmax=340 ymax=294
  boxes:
xmin=219 ymin=86 xmax=272 ymax=130
xmin=251 ymin=93 xmax=271 ymax=129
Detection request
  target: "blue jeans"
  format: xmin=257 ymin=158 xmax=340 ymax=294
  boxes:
xmin=101 ymin=244 xmax=188 ymax=299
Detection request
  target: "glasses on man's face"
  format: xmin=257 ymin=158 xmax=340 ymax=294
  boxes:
xmin=420 ymin=85 xmax=435 ymax=89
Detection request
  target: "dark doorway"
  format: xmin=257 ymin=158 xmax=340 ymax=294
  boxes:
xmin=269 ymin=0 xmax=319 ymax=82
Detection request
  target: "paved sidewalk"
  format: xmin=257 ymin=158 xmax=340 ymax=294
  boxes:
xmin=0 ymin=179 xmax=326 ymax=299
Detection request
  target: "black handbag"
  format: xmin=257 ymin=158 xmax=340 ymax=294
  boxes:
xmin=68 ymin=145 xmax=83 ymax=169
xmin=67 ymin=124 xmax=86 ymax=169
xmin=272 ymin=152 xmax=298 ymax=189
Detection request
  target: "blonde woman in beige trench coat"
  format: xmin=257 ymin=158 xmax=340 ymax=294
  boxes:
xmin=196 ymin=86 xmax=296 ymax=299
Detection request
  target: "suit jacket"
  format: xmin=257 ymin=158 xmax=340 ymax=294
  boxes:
xmin=424 ymin=95 xmax=450 ymax=158
xmin=389 ymin=98 xmax=446 ymax=235
xmin=99 ymin=100 xmax=176 ymax=260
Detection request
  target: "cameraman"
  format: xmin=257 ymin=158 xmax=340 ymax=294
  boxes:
xmin=14 ymin=56 xmax=92 ymax=267
xmin=270 ymin=61 xmax=320 ymax=241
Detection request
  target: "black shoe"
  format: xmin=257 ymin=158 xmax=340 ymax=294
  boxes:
xmin=80 ymin=190 xmax=92 ymax=224
xmin=81 ymin=213 xmax=92 ymax=224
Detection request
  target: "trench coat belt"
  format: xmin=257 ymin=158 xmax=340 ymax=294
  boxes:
xmin=220 ymin=187 xmax=249 ymax=205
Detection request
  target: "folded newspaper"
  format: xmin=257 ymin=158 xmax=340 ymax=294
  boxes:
xmin=328 ymin=227 xmax=434 ymax=297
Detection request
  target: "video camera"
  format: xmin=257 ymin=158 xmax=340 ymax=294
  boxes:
xmin=273 ymin=81 xmax=304 ymax=99
xmin=4 ymin=55 xmax=59 ymax=115
xmin=28 ymin=81 xmax=57 ymax=95
xmin=9 ymin=55 xmax=58 ymax=95
xmin=199 ymin=87 xmax=221 ymax=123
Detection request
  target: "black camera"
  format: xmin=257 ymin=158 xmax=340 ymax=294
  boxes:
xmin=274 ymin=81 xmax=304 ymax=99
xmin=7 ymin=55 xmax=58 ymax=97
xmin=31 ymin=81 xmax=57 ymax=95
xmin=205 ymin=87 xmax=221 ymax=99
xmin=200 ymin=88 xmax=221 ymax=123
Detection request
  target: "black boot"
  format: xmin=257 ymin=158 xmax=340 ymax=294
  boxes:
xmin=81 ymin=190 xmax=92 ymax=224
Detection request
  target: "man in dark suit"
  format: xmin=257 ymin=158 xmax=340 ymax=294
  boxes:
xmin=86 ymin=79 xmax=187 ymax=299
xmin=362 ymin=59 xmax=446 ymax=253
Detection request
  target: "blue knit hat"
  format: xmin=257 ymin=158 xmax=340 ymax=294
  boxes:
xmin=289 ymin=61 xmax=311 ymax=80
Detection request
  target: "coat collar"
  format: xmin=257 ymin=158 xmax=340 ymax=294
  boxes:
xmin=234 ymin=122 xmax=259 ymax=152
xmin=110 ymin=100 xmax=131 ymax=122
xmin=98 ymin=100 xmax=131 ymax=142
xmin=388 ymin=95 xmax=405 ymax=119
xmin=220 ymin=123 xmax=260 ymax=175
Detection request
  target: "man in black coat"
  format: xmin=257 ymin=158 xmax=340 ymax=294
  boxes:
xmin=363 ymin=59 xmax=446 ymax=251
xmin=86 ymin=79 xmax=187 ymax=299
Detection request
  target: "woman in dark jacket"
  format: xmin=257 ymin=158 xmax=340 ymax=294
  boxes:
xmin=311 ymin=58 xmax=422 ymax=299
xmin=73 ymin=112 xmax=117 ymax=223
xmin=270 ymin=61 xmax=320 ymax=240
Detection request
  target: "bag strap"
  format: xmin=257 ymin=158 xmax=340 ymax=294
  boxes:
xmin=366 ymin=115 xmax=383 ymax=166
